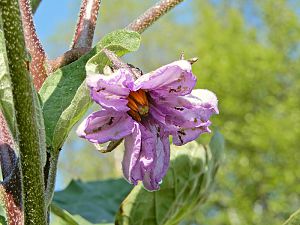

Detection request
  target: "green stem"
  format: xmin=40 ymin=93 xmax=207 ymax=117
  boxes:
xmin=1 ymin=0 xmax=47 ymax=224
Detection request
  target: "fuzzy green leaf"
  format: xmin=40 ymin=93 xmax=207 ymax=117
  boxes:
xmin=39 ymin=30 xmax=141 ymax=151
xmin=52 ymin=179 xmax=132 ymax=224
xmin=115 ymin=133 xmax=224 ymax=225
xmin=283 ymin=209 xmax=300 ymax=225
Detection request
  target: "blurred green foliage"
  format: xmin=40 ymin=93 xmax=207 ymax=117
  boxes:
xmin=49 ymin=0 xmax=300 ymax=224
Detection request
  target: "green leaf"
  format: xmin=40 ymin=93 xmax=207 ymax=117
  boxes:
xmin=0 ymin=206 xmax=7 ymax=225
xmin=0 ymin=16 xmax=16 ymax=139
xmin=52 ymin=179 xmax=132 ymax=224
xmin=0 ymin=216 xmax=7 ymax=225
xmin=115 ymin=134 xmax=224 ymax=225
xmin=51 ymin=204 xmax=113 ymax=225
xmin=39 ymin=30 xmax=141 ymax=151
xmin=283 ymin=209 xmax=300 ymax=225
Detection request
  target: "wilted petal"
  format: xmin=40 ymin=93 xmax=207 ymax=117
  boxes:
xmin=151 ymin=89 xmax=218 ymax=129
xmin=76 ymin=109 xmax=134 ymax=143
xmin=141 ymin=123 xmax=170 ymax=191
xmin=122 ymin=122 xmax=142 ymax=185
xmin=87 ymin=69 xmax=134 ymax=111
xmin=134 ymin=60 xmax=196 ymax=97
xmin=180 ymin=89 xmax=219 ymax=117
xmin=130 ymin=124 xmax=156 ymax=184
xmin=172 ymin=125 xmax=211 ymax=146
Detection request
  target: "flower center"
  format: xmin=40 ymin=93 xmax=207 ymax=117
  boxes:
xmin=127 ymin=89 xmax=149 ymax=122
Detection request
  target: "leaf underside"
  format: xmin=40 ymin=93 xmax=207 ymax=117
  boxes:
xmin=52 ymin=179 xmax=132 ymax=224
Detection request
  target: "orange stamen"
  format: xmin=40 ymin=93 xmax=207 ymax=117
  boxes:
xmin=127 ymin=90 xmax=149 ymax=121
xmin=127 ymin=97 xmax=139 ymax=112
xmin=128 ymin=109 xmax=141 ymax=122
xmin=128 ymin=90 xmax=148 ymax=106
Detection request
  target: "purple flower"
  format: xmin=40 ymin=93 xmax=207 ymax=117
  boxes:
xmin=77 ymin=60 xmax=218 ymax=191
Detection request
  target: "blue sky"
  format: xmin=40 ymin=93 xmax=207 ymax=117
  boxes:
xmin=33 ymin=0 xmax=194 ymax=58
xmin=34 ymin=0 xmax=80 ymax=57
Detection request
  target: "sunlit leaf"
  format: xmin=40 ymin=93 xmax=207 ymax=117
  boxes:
xmin=115 ymin=133 xmax=224 ymax=225
xmin=51 ymin=204 xmax=114 ymax=225
xmin=0 ymin=207 xmax=7 ymax=225
xmin=39 ymin=30 xmax=141 ymax=151
xmin=52 ymin=179 xmax=132 ymax=224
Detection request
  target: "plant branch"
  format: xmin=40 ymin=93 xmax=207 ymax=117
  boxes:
xmin=71 ymin=0 xmax=101 ymax=49
xmin=48 ymin=47 xmax=90 ymax=73
xmin=19 ymin=0 xmax=48 ymax=91
xmin=126 ymin=0 xmax=184 ymax=33
xmin=0 ymin=113 xmax=13 ymax=147
xmin=1 ymin=0 xmax=47 ymax=224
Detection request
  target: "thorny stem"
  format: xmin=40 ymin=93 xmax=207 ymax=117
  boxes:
xmin=48 ymin=47 xmax=91 ymax=73
xmin=19 ymin=0 xmax=48 ymax=91
xmin=102 ymin=48 xmax=128 ymax=69
xmin=0 ymin=114 xmax=13 ymax=147
xmin=71 ymin=0 xmax=101 ymax=49
xmin=126 ymin=0 xmax=185 ymax=33
xmin=102 ymin=49 xmax=142 ymax=79
xmin=1 ymin=0 xmax=47 ymax=224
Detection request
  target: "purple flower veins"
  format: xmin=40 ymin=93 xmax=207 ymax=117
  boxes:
xmin=77 ymin=60 xmax=219 ymax=191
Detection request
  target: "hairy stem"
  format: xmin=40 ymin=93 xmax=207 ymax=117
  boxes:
xmin=20 ymin=0 xmax=48 ymax=91
xmin=0 ymin=114 xmax=13 ymax=147
xmin=48 ymin=47 xmax=90 ymax=73
xmin=126 ymin=0 xmax=184 ymax=33
xmin=71 ymin=0 xmax=101 ymax=48
xmin=1 ymin=0 xmax=47 ymax=224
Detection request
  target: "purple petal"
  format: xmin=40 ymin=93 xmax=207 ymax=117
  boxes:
xmin=129 ymin=123 xmax=156 ymax=184
xmin=76 ymin=109 xmax=134 ymax=143
xmin=122 ymin=122 xmax=142 ymax=185
xmin=172 ymin=126 xmax=211 ymax=146
xmin=134 ymin=60 xmax=196 ymax=97
xmin=87 ymin=69 xmax=134 ymax=111
xmin=179 ymin=89 xmax=219 ymax=117
xmin=141 ymin=123 xmax=170 ymax=191
xmin=122 ymin=122 xmax=156 ymax=186
xmin=121 ymin=119 xmax=171 ymax=191
xmin=151 ymin=89 xmax=218 ymax=129
xmin=149 ymin=89 xmax=218 ymax=145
